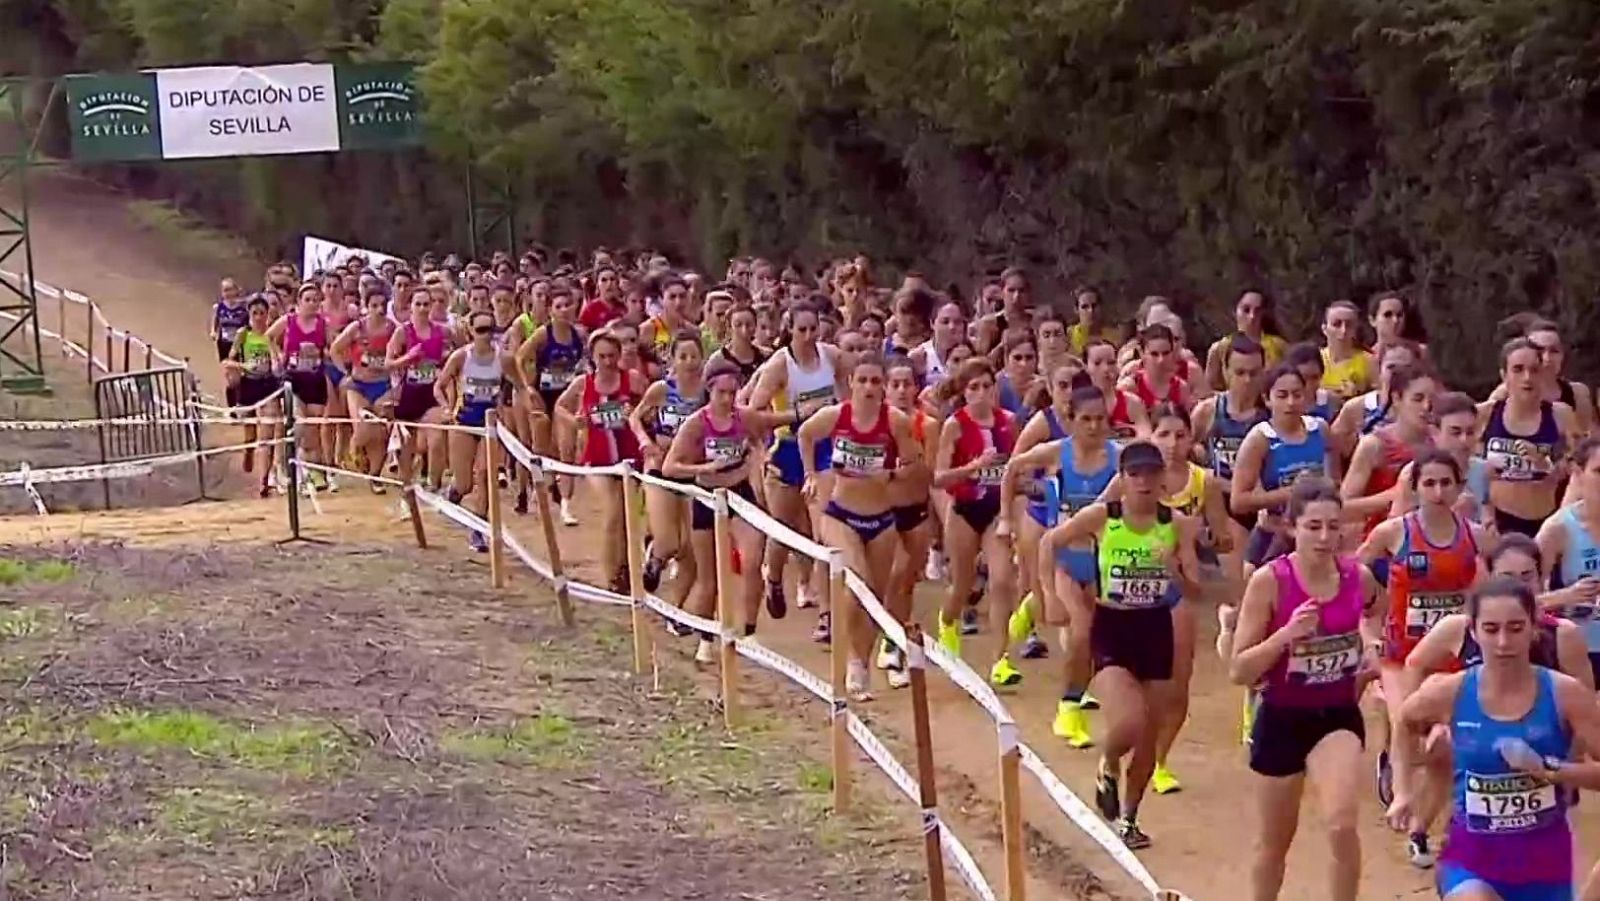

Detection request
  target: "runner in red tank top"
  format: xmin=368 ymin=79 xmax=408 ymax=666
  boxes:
xmin=1340 ymin=366 xmax=1436 ymax=537
xmin=556 ymin=332 xmax=649 ymax=593
xmin=1083 ymin=338 xmax=1148 ymax=439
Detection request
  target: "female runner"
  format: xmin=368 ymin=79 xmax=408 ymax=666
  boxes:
xmin=1340 ymin=365 xmax=1437 ymax=538
xmin=1120 ymin=323 xmax=1193 ymax=411
xmin=1478 ymin=338 xmax=1580 ymax=537
xmin=556 ymin=332 xmax=649 ymax=592
xmin=1359 ymin=450 xmax=1490 ymax=868
xmin=330 ymin=290 xmax=397 ymax=490
xmin=911 ymin=301 xmax=967 ymax=387
xmin=630 ymin=334 xmax=707 ymax=591
xmin=319 ymin=278 xmax=358 ymax=483
xmin=1369 ymin=293 xmax=1429 ymax=364
xmin=1329 ymin=341 xmax=1422 ymax=457
xmin=1320 ymin=301 xmax=1375 ymax=405
xmin=1204 ymin=290 xmax=1286 ymax=390
xmin=1192 ymin=334 xmax=1267 ymax=580
xmin=386 ymin=286 xmax=451 ymax=491
xmin=435 ymin=310 xmax=511 ymax=552
xmin=1230 ymin=479 xmax=1380 ymax=901
xmin=747 ymin=304 xmax=846 ymax=635
xmin=1398 ymin=577 xmax=1600 ymax=901
xmin=935 ymin=358 xmax=1024 ymax=684
xmin=212 ymin=278 xmax=249 ymax=410
xmin=514 ymin=281 xmax=587 ymax=526
xmin=1083 ymin=339 xmax=1148 ymax=440
xmin=1067 ymin=286 xmax=1120 ymax=357
xmin=797 ymin=352 xmax=917 ymax=700
xmin=1011 ymin=385 xmax=1121 ymax=747
xmin=880 ymin=355 xmax=937 ymax=689
xmin=1041 ymin=440 xmax=1203 ymax=848
xmin=1534 ymin=436 xmax=1600 ymax=680
xmin=1231 ymin=365 xmax=1338 ymax=569
xmin=223 ymin=296 xmax=282 ymax=496
xmin=265 ymin=283 xmax=332 ymax=492
xmin=663 ymin=359 xmax=801 ymax=664
xmin=1390 ymin=392 xmax=1492 ymax=521
xmin=707 ymin=305 xmax=770 ymax=387
xmin=996 ymin=335 xmax=1040 ymax=418
xmin=1005 ymin=365 xmax=1079 ymax=662
xmin=1523 ymin=319 xmax=1594 ymax=437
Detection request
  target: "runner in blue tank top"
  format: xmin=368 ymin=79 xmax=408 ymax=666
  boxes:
xmin=1534 ymin=436 xmax=1600 ymax=682
xmin=1005 ymin=366 xmax=1078 ymax=662
xmin=1232 ymin=364 xmax=1336 ymax=569
xmin=1003 ymin=384 xmax=1120 ymax=749
xmin=1396 ymin=577 xmax=1600 ymax=901
xmin=1193 ymin=334 xmax=1267 ymax=576
xmin=1479 ymin=338 xmax=1578 ymax=539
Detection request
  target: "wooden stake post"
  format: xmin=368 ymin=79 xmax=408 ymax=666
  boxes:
xmin=712 ymin=488 xmax=740 ymax=728
xmin=904 ymin=624 xmax=947 ymax=901
xmin=620 ymin=463 xmax=653 ymax=675
xmin=530 ymin=463 xmax=575 ymax=627
xmin=484 ymin=409 xmax=506 ymax=588
xmin=828 ymin=550 xmax=853 ymax=812
xmin=403 ymin=486 xmax=428 ymax=548
xmin=999 ymin=721 xmax=1026 ymax=901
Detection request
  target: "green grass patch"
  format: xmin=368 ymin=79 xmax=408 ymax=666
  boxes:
xmin=795 ymin=760 xmax=833 ymax=794
xmin=0 ymin=558 xmax=75 ymax=586
xmin=151 ymin=786 xmax=357 ymax=850
xmin=86 ymin=709 xmax=352 ymax=777
xmin=441 ymin=713 xmax=581 ymax=765
xmin=0 ymin=607 xmax=51 ymax=639
xmin=126 ymin=200 xmax=252 ymax=264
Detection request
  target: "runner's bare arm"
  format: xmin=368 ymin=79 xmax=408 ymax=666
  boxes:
xmin=1339 ymin=434 xmax=1393 ymax=519
xmin=1040 ymin=504 xmax=1109 ymax=558
xmin=1404 ymin=614 xmax=1466 ymax=679
xmin=743 ymin=355 xmax=786 ymax=411
xmin=1355 ymin=517 xmax=1400 ymax=569
xmin=662 ymin=415 xmax=710 ymax=479
xmin=1229 ymin=566 xmax=1288 ymax=686
xmin=628 ymin=381 xmax=668 ymax=458
xmin=553 ymin=376 xmax=583 ymax=430
xmin=1228 ymin=428 xmax=1283 ymax=514
xmin=433 ymin=348 xmax=466 ymax=409
xmin=796 ymin=404 xmax=842 ymax=484
xmin=329 ymin=321 xmax=360 ymax=370
xmin=512 ymin=328 xmax=544 ymax=393
xmin=998 ymin=440 xmax=1060 ymax=528
xmin=1202 ymin=474 xmax=1234 ymax=553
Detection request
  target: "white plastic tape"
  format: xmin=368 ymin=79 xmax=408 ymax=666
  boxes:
xmin=495 ymin=423 xmax=544 ymax=480
xmin=921 ymin=636 xmax=1013 ymax=724
xmin=0 ymin=437 xmax=283 ymax=488
xmin=297 ymin=456 xmax=325 ymax=516
xmin=634 ymin=467 xmax=718 ymax=505
xmin=413 ymin=487 xmax=489 ymax=535
xmin=940 ymin=823 xmax=1001 ymax=901
xmin=298 ymin=460 xmax=404 ymax=488
xmin=1016 ymin=743 xmax=1164 ymax=896
xmin=846 ymin=712 xmax=918 ymax=800
xmin=638 ymin=592 xmax=721 ymax=637
xmin=725 ymin=491 xmax=833 ymax=562
xmin=191 ymin=385 xmax=286 ymax=415
xmin=20 ymin=464 xmax=47 ymax=515
xmin=566 ymin=582 xmax=634 ymax=608
xmin=733 ymin=637 xmax=832 ymax=701
xmin=542 ymin=457 xmax=627 ymax=478
xmin=842 ymin=569 xmax=909 ymax=652
xmin=501 ymin=529 xmax=556 ymax=581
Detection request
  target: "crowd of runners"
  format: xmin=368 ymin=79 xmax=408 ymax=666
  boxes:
xmin=207 ymin=247 xmax=1600 ymax=900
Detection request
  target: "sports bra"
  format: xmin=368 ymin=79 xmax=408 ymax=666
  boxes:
xmin=1482 ymin=400 xmax=1560 ymax=484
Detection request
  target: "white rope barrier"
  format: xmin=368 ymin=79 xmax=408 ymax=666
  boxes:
xmin=0 ymin=437 xmax=285 ymax=488
xmin=638 ymin=592 xmax=722 ymax=639
xmin=19 ymin=464 xmax=47 ymax=515
xmin=297 ymin=460 xmax=405 ymax=489
xmin=725 ymin=491 xmax=834 ymax=562
xmin=634 ymin=467 xmax=718 ymax=506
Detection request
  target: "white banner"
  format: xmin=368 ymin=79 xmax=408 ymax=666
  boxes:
xmin=301 ymin=235 xmax=406 ymax=279
xmin=157 ymin=65 xmax=339 ymax=160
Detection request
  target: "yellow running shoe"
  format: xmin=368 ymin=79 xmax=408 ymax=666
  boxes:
xmin=1152 ymin=763 xmax=1182 ymax=795
xmin=989 ymin=656 xmax=1022 ymax=687
xmin=1051 ymin=700 xmax=1094 ymax=749
xmin=1007 ymin=593 xmax=1036 ymax=644
xmin=937 ymin=614 xmax=962 ymax=656
xmin=1241 ymin=689 xmax=1258 ymax=745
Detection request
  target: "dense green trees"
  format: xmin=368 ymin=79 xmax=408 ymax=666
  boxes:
xmin=8 ymin=0 xmax=1600 ymax=386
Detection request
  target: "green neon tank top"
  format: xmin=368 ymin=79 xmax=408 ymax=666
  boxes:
xmin=237 ymin=329 xmax=273 ymax=378
xmin=1096 ymin=502 xmax=1178 ymax=610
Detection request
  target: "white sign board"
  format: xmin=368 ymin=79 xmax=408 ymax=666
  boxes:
xmin=156 ymin=64 xmax=339 ymax=159
xmin=301 ymin=235 xmax=406 ymax=280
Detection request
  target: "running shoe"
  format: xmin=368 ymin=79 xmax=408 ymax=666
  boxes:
xmin=642 ymin=553 xmax=664 ymax=593
xmin=560 ymin=498 xmax=579 ymax=526
xmin=960 ymin=607 xmax=980 ymax=635
xmin=797 ymin=582 xmax=820 ymax=609
xmin=468 ymin=531 xmax=488 ymax=554
xmin=1020 ymin=633 xmax=1049 ymax=659
xmin=325 ymin=473 xmax=340 ymax=493
xmin=446 ymin=486 xmax=463 ymax=505
xmin=1080 ymin=693 xmax=1101 ymax=711
xmin=1051 ymin=700 xmax=1094 ymax=749
xmin=1405 ymin=832 xmax=1435 ymax=869
xmin=846 ymin=659 xmax=873 ymax=702
xmin=1115 ymin=817 xmax=1151 ymax=850
xmin=1376 ymin=749 xmax=1395 ymax=807
xmin=664 ymin=617 xmax=695 ymax=638
xmin=309 ymin=469 xmax=328 ymax=491
xmin=989 ymin=656 xmax=1022 ymax=687
xmin=925 ymin=549 xmax=947 ymax=582
xmin=1094 ymin=763 xmax=1121 ymax=822
xmin=937 ymin=615 xmax=961 ymax=656
xmin=514 ymin=489 xmax=528 ymax=515
xmin=497 ymin=469 xmax=509 ymax=488
xmin=812 ymin=611 xmax=831 ymax=644
xmin=1151 ymin=764 xmax=1182 ymax=795
xmin=764 ymin=579 xmax=788 ymax=620
xmin=258 ymin=477 xmax=271 ymax=499
xmin=694 ymin=638 xmax=716 ymax=665
xmin=1007 ymin=594 xmax=1035 ymax=644
xmin=875 ymin=637 xmax=897 ymax=671
xmin=887 ymin=666 xmax=911 ymax=690
xmin=369 ymin=481 xmax=385 ymax=496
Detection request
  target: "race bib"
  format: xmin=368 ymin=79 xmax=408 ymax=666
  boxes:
xmin=539 ymin=368 xmax=575 ymax=390
xmin=1103 ymin=564 xmax=1171 ymax=609
xmin=290 ymin=342 xmax=322 ymax=372
xmin=359 ymin=351 xmax=384 ymax=370
xmin=1212 ymin=438 xmax=1241 ymax=474
xmin=977 ymin=460 xmax=1008 ymax=487
xmin=246 ymin=352 xmax=271 ymax=376
xmin=1485 ymin=437 xmax=1552 ymax=483
xmin=465 ymin=376 xmax=499 ymax=403
xmin=705 ymin=436 xmax=746 ymax=467
xmin=590 ymin=400 xmax=627 ymax=428
xmin=659 ymin=401 xmax=697 ymax=434
xmin=833 ymin=437 xmax=886 ymax=476
xmin=1463 ymin=772 xmax=1560 ymax=834
xmin=795 ymin=386 xmax=834 ymax=417
xmin=1406 ymin=592 xmax=1466 ymax=638
xmin=1287 ymin=632 xmax=1360 ymax=685
xmin=407 ymin=361 xmax=438 ymax=384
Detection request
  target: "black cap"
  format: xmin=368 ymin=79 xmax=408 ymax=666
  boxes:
xmin=1119 ymin=440 xmax=1164 ymax=474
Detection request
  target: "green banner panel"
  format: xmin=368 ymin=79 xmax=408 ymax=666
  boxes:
xmin=335 ymin=63 xmax=422 ymax=151
xmin=64 ymin=72 xmax=163 ymax=162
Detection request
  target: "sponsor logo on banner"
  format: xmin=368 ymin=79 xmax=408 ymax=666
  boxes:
xmin=336 ymin=63 xmax=422 ymax=151
xmin=64 ymin=73 xmax=163 ymax=161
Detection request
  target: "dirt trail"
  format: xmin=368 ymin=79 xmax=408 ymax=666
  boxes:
xmin=9 ymin=165 xmax=1600 ymax=900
